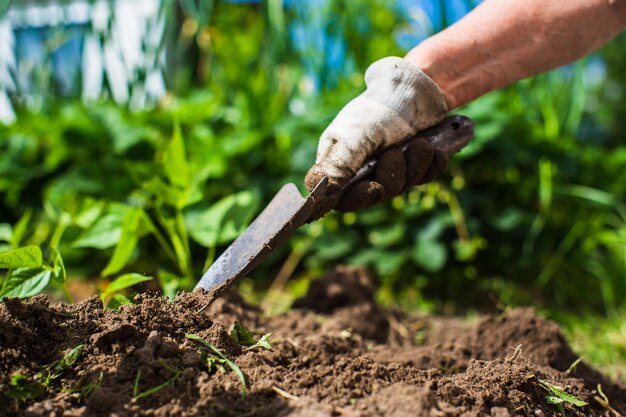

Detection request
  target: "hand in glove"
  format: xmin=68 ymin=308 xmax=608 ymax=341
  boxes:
xmin=333 ymin=138 xmax=450 ymax=212
xmin=305 ymin=56 xmax=448 ymax=196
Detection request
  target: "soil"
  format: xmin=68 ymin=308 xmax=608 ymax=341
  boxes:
xmin=1 ymin=265 xmax=625 ymax=417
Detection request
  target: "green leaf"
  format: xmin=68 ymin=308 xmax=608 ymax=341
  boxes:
xmin=163 ymin=121 xmax=190 ymax=189
xmin=0 ymin=223 xmax=11 ymax=242
xmin=50 ymin=248 xmax=67 ymax=286
xmin=412 ymin=242 xmax=447 ymax=273
xmin=52 ymin=345 xmax=84 ymax=372
xmin=186 ymin=333 xmax=247 ymax=397
xmin=539 ymin=379 xmax=588 ymax=407
xmin=367 ymin=223 xmax=405 ymax=248
xmin=102 ymin=273 xmax=153 ymax=300
xmin=417 ymin=219 xmax=446 ymax=243
xmin=11 ymin=209 xmax=32 ymax=248
xmin=158 ymin=270 xmax=180 ymax=300
xmin=0 ymin=246 xmax=43 ymax=269
xmin=546 ymin=396 xmax=564 ymax=405
xmin=106 ymin=294 xmax=131 ymax=310
xmin=186 ymin=192 xmax=258 ymax=247
xmin=312 ymin=232 xmax=357 ymax=261
xmin=141 ymin=177 xmax=191 ymax=208
xmin=133 ymin=371 xmax=181 ymax=400
xmin=246 ymin=333 xmax=272 ymax=351
xmin=101 ymin=207 xmax=144 ymax=276
xmin=71 ymin=199 xmax=105 ymax=229
xmin=490 ymin=208 xmax=524 ymax=232
xmin=0 ymin=268 xmax=51 ymax=299
xmin=373 ymin=251 xmax=408 ymax=276
xmin=230 ymin=322 xmax=257 ymax=346
xmin=4 ymin=374 xmax=45 ymax=400
xmin=73 ymin=210 xmax=125 ymax=249
xmin=411 ymin=217 xmax=450 ymax=273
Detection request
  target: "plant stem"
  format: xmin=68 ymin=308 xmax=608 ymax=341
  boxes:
xmin=154 ymin=206 xmax=192 ymax=279
xmin=142 ymin=213 xmax=179 ymax=270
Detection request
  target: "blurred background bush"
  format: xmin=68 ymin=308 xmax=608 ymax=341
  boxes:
xmin=1 ymin=0 xmax=626 ymax=332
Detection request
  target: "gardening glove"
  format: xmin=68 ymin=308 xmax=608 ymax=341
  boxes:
xmin=333 ymin=139 xmax=449 ymax=212
xmin=305 ymin=56 xmax=448 ymax=195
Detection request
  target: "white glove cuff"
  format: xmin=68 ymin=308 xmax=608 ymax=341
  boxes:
xmin=364 ymin=56 xmax=448 ymax=130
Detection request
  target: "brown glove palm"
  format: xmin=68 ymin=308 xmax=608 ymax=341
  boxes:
xmin=305 ymin=137 xmax=449 ymax=218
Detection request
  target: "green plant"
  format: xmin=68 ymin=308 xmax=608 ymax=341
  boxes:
xmin=63 ymin=372 xmax=104 ymax=402
xmin=2 ymin=1 xmax=626 ymax=319
xmin=0 ymin=245 xmax=70 ymax=301
xmin=230 ymin=321 xmax=272 ymax=351
xmin=4 ymin=374 xmax=46 ymax=401
xmin=132 ymin=361 xmax=182 ymax=401
xmin=4 ymin=344 xmax=84 ymax=401
xmin=99 ymin=273 xmax=154 ymax=309
xmin=186 ymin=333 xmax=248 ymax=397
xmin=538 ymin=379 xmax=587 ymax=415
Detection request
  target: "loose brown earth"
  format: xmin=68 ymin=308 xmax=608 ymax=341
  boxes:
xmin=1 ymin=266 xmax=625 ymax=416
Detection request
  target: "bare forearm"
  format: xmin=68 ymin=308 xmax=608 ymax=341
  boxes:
xmin=406 ymin=0 xmax=626 ymax=109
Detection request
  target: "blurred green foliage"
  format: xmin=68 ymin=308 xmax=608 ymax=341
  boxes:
xmin=1 ymin=0 xmax=626 ymax=317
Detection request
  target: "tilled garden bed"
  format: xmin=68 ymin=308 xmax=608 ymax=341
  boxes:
xmin=1 ymin=266 xmax=624 ymax=416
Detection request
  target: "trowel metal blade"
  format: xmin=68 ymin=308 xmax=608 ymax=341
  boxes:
xmin=195 ymin=178 xmax=329 ymax=296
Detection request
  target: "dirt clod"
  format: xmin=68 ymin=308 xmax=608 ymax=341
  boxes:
xmin=1 ymin=267 xmax=624 ymax=416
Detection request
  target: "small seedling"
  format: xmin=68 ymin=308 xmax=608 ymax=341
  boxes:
xmin=230 ymin=321 xmax=272 ymax=351
xmin=4 ymin=345 xmax=84 ymax=401
xmin=565 ymin=357 xmax=583 ymax=375
xmin=37 ymin=344 xmax=85 ymax=386
xmin=186 ymin=333 xmax=248 ymax=397
xmin=4 ymin=374 xmax=45 ymax=401
xmin=539 ymin=379 xmax=587 ymax=415
xmin=247 ymin=333 xmax=272 ymax=351
xmin=133 ymin=361 xmax=182 ymax=401
xmin=230 ymin=322 xmax=257 ymax=345
xmin=63 ymin=372 xmax=104 ymax=402
xmin=99 ymin=273 xmax=153 ymax=309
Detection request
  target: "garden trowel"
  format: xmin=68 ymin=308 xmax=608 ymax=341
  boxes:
xmin=195 ymin=115 xmax=474 ymax=299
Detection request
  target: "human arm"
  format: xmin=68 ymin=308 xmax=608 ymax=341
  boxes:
xmin=406 ymin=0 xmax=626 ymax=109
xmin=305 ymin=0 xmax=626 ymax=211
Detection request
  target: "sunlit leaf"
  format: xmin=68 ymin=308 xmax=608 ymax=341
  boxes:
xmin=11 ymin=209 xmax=32 ymax=248
xmin=186 ymin=333 xmax=247 ymax=397
xmin=141 ymin=177 xmax=189 ymax=208
xmin=163 ymin=121 xmax=190 ymax=189
xmin=539 ymin=379 xmax=588 ymax=407
xmin=230 ymin=322 xmax=257 ymax=346
xmin=185 ymin=191 xmax=258 ymax=247
xmin=0 ymin=223 xmax=12 ymax=242
xmin=73 ymin=206 xmax=126 ymax=249
xmin=0 ymin=246 xmax=43 ymax=269
xmin=106 ymin=294 xmax=132 ymax=310
xmin=102 ymin=273 xmax=153 ymax=299
xmin=50 ymin=248 xmax=67 ymax=286
xmin=5 ymin=374 xmax=45 ymax=401
xmin=412 ymin=241 xmax=447 ymax=273
xmin=158 ymin=270 xmax=180 ymax=300
xmin=72 ymin=199 xmax=106 ymax=229
xmin=247 ymin=333 xmax=272 ymax=351
xmin=52 ymin=345 xmax=84 ymax=372
xmin=0 ymin=268 xmax=51 ymax=299
xmin=101 ymin=207 xmax=144 ymax=276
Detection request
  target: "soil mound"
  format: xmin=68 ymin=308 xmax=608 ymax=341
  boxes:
xmin=1 ymin=266 xmax=624 ymax=416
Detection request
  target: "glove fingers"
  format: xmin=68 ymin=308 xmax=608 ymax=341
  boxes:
xmin=418 ymin=149 xmax=449 ymax=184
xmin=335 ymin=180 xmax=385 ymax=212
xmin=405 ymin=138 xmax=434 ymax=187
xmin=375 ymin=148 xmax=406 ymax=196
xmin=305 ymin=164 xmax=327 ymax=193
